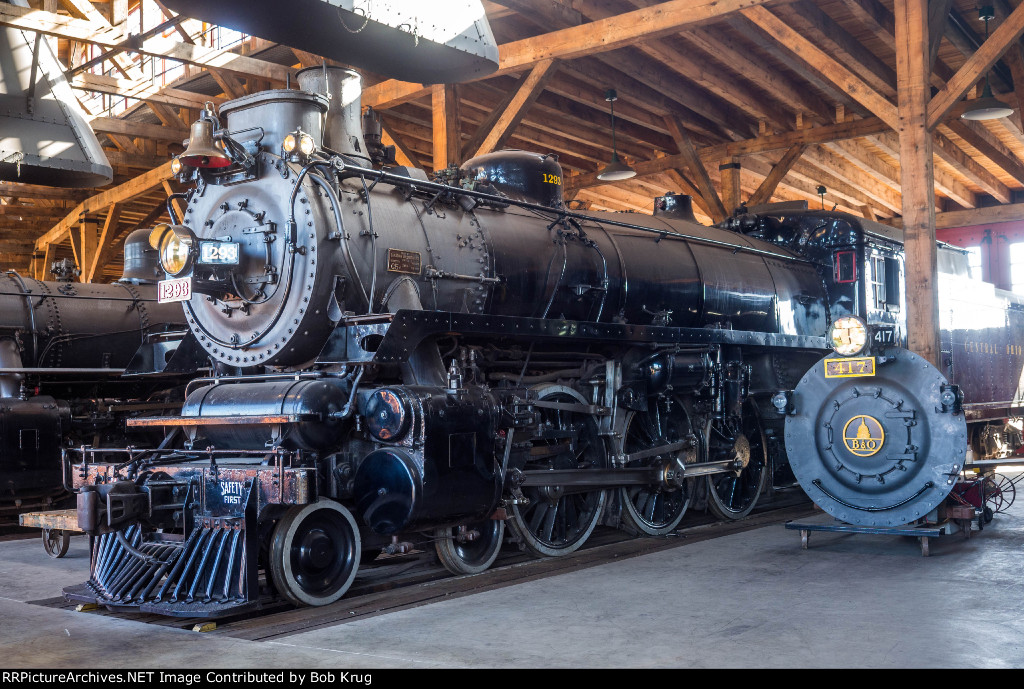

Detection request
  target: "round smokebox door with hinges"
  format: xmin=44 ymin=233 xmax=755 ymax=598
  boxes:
xmin=785 ymin=349 xmax=967 ymax=527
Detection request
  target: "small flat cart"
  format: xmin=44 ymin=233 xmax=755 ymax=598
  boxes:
xmin=785 ymin=505 xmax=976 ymax=557
xmin=18 ymin=509 xmax=80 ymax=558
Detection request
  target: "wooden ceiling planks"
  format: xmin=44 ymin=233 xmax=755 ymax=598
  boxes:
xmin=4 ymin=0 xmax=1024 ymax=276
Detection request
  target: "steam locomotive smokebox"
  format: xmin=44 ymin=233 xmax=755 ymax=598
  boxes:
xmin=120 ymin=228 xmax=162 ymax=284
xmin=353 ymin=386 xmax=500 ymax=534
xmin=653 ymin=193 xmax=698 ymax=223
xmin=785 ymin=349 xmax=968 ymax=527
xmin=219 ymin=90 xmax=329 ymax=151
xmin=460 ymin=150 xmax=563 ymax=207
xmin=296 ymin=66 xmax=367 ymax=157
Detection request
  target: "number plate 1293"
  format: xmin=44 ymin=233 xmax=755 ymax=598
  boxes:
xmin=157 ymin=277 xmax=192 ymax=303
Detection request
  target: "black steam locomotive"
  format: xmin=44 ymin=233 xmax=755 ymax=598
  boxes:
xmin=0 ymin=235 xmax=189 ymax=523
xmin=61 ymin=68 xmax=1023 ymax=617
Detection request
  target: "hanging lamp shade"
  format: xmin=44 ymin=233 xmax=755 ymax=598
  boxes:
xmin=597 ymin=153 xmax=636 ymax=181
xmin=597 ymin=88 xmax=635 ymax=182
xmin=961 ymin=7 xmax=1014 ymax=121
xmin=961 ymin=81 xmax=1014 ymax=120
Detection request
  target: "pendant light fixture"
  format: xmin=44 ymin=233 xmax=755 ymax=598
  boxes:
xmin=597 ymin=88 xmax=636 ymax=181
xmin=961 ymin=6 xmax=1014 ymax=121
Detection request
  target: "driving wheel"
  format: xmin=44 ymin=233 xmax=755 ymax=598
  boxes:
xmin=507 ymin=385 xmax=608 ymax=557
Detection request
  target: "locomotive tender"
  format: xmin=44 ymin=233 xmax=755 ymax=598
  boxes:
xmin=62 ymin=68 xmax=1023 ymax=616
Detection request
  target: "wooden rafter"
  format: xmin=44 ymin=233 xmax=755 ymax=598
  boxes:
xmin=34 ymin=162 xmax=176 ymax=252
xmin=748 ymin=144 xmax=806 ymax=207
xmin=463 ymin=59 xmax=558 ymax=160
xmin=740 ymin=6 xmax=899 ymax=129
xmin=663 ymin=115 xmax=727 ymax=222
xmin=363 ymin=0 xmax=777 ymax=110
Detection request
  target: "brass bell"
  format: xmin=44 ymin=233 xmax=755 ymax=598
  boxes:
xmin=179 ymin=118 xmax=231 ymax=168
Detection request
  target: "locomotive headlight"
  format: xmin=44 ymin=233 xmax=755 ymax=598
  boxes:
xmin=282 ymin=132 xmax=316 ymax=157
xmin=170 ymin=156 xmax=183 ymax=175
xmin=829 ymin=316 xmax=869 ymax=357
xmin=148 ymin=223 xmax=197 ymax=276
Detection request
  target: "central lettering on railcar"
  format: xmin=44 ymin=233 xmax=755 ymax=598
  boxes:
xmin=842 ymin=415 xmax=885 ymax=457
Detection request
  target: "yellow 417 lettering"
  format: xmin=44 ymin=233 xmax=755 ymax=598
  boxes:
xmin=824 ymin=357 xmax=876 ymax=378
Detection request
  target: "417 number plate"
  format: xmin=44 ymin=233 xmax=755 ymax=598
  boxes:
xmin=157 ymin=276 xmax=192 ymax=303
xmin=824 ymin=357 xmax=875 ymax=378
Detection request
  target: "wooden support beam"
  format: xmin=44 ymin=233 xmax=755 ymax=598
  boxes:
xmin=102 ymin=150 xmax=168 ymax=169
xmin=89 ymin=117 xmax=189 ymax=143
xmin=464 ymin=59 xmax=558 ymax=159
xmin=943 ymin=119 xmax=1024 ymax=186
xmin=928 ymin=0 xmax=954 ymax=72
xmin=683 ymin=25 xmax=836 ymax=124
xmin=889 ymin=201 xmax=1024 ymax=229
xmin=208 ymin=69 xmax=247 ymax=100
xmin=896 ymin=0 xmax=940 ymax=367
xmin=38 ymin=241 xmax=57 ymax=280
xmin=844 ymin=135 xmax=975 ymax=209
xmin=561 ymin=59 xmax=731 ymax=141
xmin=803 ymin=145 xmax=903 ymax=213
xmin=663 ymin=115 xmax=727 ymax=222
xmin=0 ymin=183 xmax=89 ymax=202
xmin=152 ymin=0 xmax=194 ymax=44
xmin=927 ymin=0 xmax=1024 ymax=130
xmin=566 ymin=117 xmax=890 ymax=192
xmin=491 ymin=0 xmax=583 ymax=29
xmin=787 ymin=0 xmax=897 ymax=99
xmin=747 ymin=144 xmax=806 ymax=206
xmin=72 ymin=73 xmax=226 ymax=111
xmin=432 ymin=85 xmax=460 ymax=171
xmin=363 ymin=0 xmax=776 ymax=110
xmin=85 ymin=203 xmax=123 ymax=283
xmin=720 ymin=159 xmax=742 ymax=217
xmin=59 ymin=0 xmax=144 ymax=79
xmin=146 ymin=102 xmax=190 ymax=130
xmin=931 ymin=131 xmax=1012 ymax=202
xmin=662 ymin=168 xmax=705 ymax=207
xmin=76 ymin=217 xmax=99 ymax=282
xmin=1000 ymin=42 xmax=1024 ymax=134
xmin=34 ymin=162 xmax=175 ymax=251
xmin=379 ymin=117 xmax=424 ymax=170
xmin=740 ymin=6 xmax=899 ymax=129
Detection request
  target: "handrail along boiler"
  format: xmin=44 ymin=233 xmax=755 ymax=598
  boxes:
xmin=63 ymin=70 xmax=1009 ymax=616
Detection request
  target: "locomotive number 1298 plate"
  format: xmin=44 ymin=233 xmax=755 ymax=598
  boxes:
xmin=824 ymin=357 xmax=875 ymax=378
xmin=157 ymin=276 xmax=192 ymax=303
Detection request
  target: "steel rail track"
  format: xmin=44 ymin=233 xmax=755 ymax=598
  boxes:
xmin=28 ymin=490 xmax=816 ymax=639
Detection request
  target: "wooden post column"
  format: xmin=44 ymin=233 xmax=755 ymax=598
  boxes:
xmin=432 ymin=84 xmax=460 ymax=172
xmin=719 ymin=158 xmax=741 ymax=217
xmin=895 ymin=0 xmax=940 ymax=367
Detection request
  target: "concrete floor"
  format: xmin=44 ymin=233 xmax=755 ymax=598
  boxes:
xmin=1 ymin=485 xmax=1023 ymax=669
